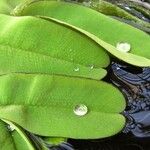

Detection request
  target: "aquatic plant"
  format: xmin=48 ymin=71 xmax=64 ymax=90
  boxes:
xmin=0 ymin=0 xmax=149 ymax=149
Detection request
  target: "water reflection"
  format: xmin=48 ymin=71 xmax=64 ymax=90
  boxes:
xmin=111 ymin=62 xmax=150 ymax=138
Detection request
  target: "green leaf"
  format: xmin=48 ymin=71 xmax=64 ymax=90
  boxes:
xmin=0 ymin=14 xmax=109 ymax=80
xmin=0 ymin=0 xmax=12 ymax=14
xmin=0 ymin=0 xmax=26 ymax=14
xmin=0 ymin=120 xmax=15 ymax=149
xmin=0 ymin=119 xmax=36 ymax=150
xmin=0 ymin=73 xmax=126 ymax=139
xmin=39 ymin=16 xmax=150 ymax=67
xmin=43 ymin=137 xmax=67 ymax=145
xmin=15 ymin=0 xmax=150 ymax=66
xmin=90 ymin=0 xmax=150 ymax=30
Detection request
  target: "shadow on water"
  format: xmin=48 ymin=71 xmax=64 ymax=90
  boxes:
xmin=111 ymin=62 xmax=150 ymax=138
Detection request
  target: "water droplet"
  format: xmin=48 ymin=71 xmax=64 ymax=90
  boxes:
xmin=90 ymin=65 xmax=94 ymax=69
xmin=74 ymin=67 xmax=80 ymax=72
xmin=142 ymin=16 xmax=146 ymax=20
xmin=118 ymin=3 xmax=123 ymax=6
xmin=7 ymin=124 xmax=15 ymax=132
xmin=73 ymin=104 xmax=88 ymax=116
xmin=116 ymin=42 xmax=131 ymax=52
xmin=124 ymin=6 xmax=131 ymax=10
xmin=83 ymin=1 xmax=92 ymax=7
xmin=116 ymin=67 xmax=120 ymax=70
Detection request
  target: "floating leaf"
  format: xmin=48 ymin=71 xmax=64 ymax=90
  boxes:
xmin=0 ymin=0 xmax=26 ymax=14
xmin=0 ymin=120 xmax=15 ymax=149
xmin=0 ymin=119 xmax=37 ymax=150
xmin=90 ymin=0 xmax=150 ymax=30
xmin=43 ymin=137 xmax=67 ymax=145
xmin=0 ymin=14 xmax=109 ymax=80
xmin=39 ymin=16 xmax=150 ymax=67
xmin=15 ymin=0 xmax=150 ymax=66
xmin=0 ymin=0 xmax=12 ymax=14
xmin=0 ymin=73 xmax=126 ymax=139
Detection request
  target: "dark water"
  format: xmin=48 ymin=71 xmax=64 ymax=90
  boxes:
xmin=111 ymin=63 xmax=150 ymax=138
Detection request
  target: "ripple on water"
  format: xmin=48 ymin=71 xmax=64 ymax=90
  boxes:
xmin=111 ymin=62 xmax=150 ymax=138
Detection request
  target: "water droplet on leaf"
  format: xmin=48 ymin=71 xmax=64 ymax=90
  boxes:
xmin=74 ymin=104 xmax=88 ymax=116
xmin=7 ymin=124 xmax=15 ymax=132
xmin=90 ymin=65 xmax=94 ymax=69
xmin=74 ymin=67 xmax=80 ymax=72
xmin=83 ymin=1 xmax=92 ymax=7
xmin=116 ymin=42 xmax=131 ymax=52
xmin=124 ymin=6 xmax=131 ymax=11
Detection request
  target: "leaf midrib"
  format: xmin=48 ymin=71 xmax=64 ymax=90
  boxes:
xmin=0 ymin=42 xmax=103 ymax=69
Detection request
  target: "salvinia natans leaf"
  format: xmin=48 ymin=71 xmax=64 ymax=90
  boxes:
xmin=15 ymin=0 xmax=150 ymax=67
xmin=0 ymin=73 xmax=126 ymax=139
xmin=0 ymin=14 xmax=110 ymax=80
xmin=0 ymin=119 xmax=37 ymax=150
xmin=0 ymin=0 xmax=26 ymax=14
